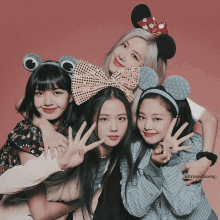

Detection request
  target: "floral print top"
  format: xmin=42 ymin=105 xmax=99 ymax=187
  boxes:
xmin=0 ymin=120 xmax=68 ymax=175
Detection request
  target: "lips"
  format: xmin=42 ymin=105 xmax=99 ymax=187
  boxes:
xmin=108 ymin=135 xmax=119 ymax=141
xmin=144 ymin=132 xmax=157 ymax=137
xmin=43 ymin=108 xmax=56 ymax=114
xmin=113 ymin=58 xmax=124 ymax=67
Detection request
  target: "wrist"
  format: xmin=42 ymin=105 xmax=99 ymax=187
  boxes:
xmin=198 ymin=157 xmax=212 ymax=167
xmin=196 ymin=151 xmax=217 ymax=167
xmin=150 ymin=159 xmax=161 ymax=168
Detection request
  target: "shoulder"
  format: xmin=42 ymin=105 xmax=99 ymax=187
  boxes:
xmin=130 ymin=141 xmax=142 ymax=160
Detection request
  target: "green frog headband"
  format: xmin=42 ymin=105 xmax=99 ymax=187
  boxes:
xmin=23 ymin=53 xmax=77 ymax=78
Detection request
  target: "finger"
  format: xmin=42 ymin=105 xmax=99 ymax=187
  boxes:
xmin=44 ymin=144 xmax=49 ymax=159
xmin=57 ymin=146 xmax=64 ymax=158
xmin=184 ymin=179 xmax=193 ymax=186
xmin=57 ymin=132 xmax=68 ymax=144
xmin=84 ymin=138 xmax=105 ymax=153
xmin=74 ymin=122 xmax=87 ymax=143
xmin=177 ymin=132 xmax=195 ymax=145
xmin=57 ymin=141 xmax=68 ymax=150
xmin=154 ymin=147 xmax=162 ymax=155
xmin=176 ymin=145 xmax=192 ymax=152
xmin=173 ymin=122 xmax=188 ymax=139
xmin=80 ymin=122 xmax=97 ymax=145
xmin=50 ymin=146 xmax=56 ymax=159
xmin=180 ymin=164 xmax=188 ymax=171
xmin=165 ymin=118 xmax=177 ymax=138
xmin=182 ymin=174 xmax=189 ymax=180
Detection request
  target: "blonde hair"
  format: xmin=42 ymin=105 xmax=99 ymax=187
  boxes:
xmin=102 ymin=28 xmax=167 ymax=84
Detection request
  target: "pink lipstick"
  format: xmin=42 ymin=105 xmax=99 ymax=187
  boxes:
xmin=108 ymin=135 xmax=119 ymax=141
xmin=113 ymin=58 xmax=124 ymax=67
xmin=144 ymin=132 xmax=156 ymax=137
xmin=43 ymin=108 xmax=56 ymax=114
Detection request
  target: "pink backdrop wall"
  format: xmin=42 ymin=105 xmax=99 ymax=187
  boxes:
xmin=1 ymin=0 xmax=219 ymax=217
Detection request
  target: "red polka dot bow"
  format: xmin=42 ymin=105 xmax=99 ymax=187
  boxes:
xmin=71 ymin=60 xmax=140 ymax=105
xmin=137 ymin=17 xmax=168 ymax=37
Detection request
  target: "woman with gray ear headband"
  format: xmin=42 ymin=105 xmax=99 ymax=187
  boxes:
xmin=120 ymin=76 xmax=217 ymax=220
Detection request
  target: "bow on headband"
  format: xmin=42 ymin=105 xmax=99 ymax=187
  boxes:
xmin=137 ymin=17 xmax=168 ymax=38
xmin=72 ymin=60 xmax=140 ymax=105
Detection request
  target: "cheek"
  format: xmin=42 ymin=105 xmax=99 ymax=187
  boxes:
xmin=34 ymin=97 xmax=41 ymax=108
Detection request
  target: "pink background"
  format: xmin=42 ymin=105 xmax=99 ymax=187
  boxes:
xmin=0 ymin=0 xmax=219 ymax=217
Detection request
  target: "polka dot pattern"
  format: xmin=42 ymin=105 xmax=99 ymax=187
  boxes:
xmin=71 ymin=60 xmax=140 ymax=105
xmin=137 ymin=17 xmax=168 ymax=37
xmin=165 ymin=75 xmax=190 ymax=100
xmin=138 ymin=66 xmax=159 ymax=90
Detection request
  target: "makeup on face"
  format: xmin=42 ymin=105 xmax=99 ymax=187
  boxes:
xmin=108 ymin=37 xmax=148 ymax=74
xmin=97 ymin=98 xmax=128 ymax=157
xmin=137 ymin=98 xmax=173 ymax=147
xmin=34 ymin=87 xmax=72 ymax=123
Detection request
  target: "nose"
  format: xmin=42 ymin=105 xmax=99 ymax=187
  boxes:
xmin=118 ymin=51 xmax=128 ymax=62
xmin=43 ymin=92 xmax=53 ymax=106
xmin=144 ymin=119 xmax=153 ymax=131
xmin=109 ymin=119 xmax=118 ymax=132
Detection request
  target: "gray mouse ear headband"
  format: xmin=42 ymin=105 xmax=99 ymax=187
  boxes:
xmin=22 ymin=53 xmax=77 ymax=79
xmin=140 ymin=74 xmax=190 ymax=115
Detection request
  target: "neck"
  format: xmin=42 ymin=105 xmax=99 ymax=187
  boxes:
xmin=49 ymin=117 xmax=62 ymax=130
xmin=98 ymin=145 xmax=112 ymax=158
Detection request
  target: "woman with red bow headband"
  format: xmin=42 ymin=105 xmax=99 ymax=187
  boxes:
xmin=100 ymin=4 xmax=218 ymax=187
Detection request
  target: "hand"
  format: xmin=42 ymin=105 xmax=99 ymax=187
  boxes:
xmin=181 ymin=157 xmax=211 ymax=185
xmin=40 ymin=123 xmax=68 ymax=159
xmin=150 ymin=143 xmax=172 ymax=167
xmin=57 ymin=121 xmax=105 ymax=170
xmin=161 ymin=118 xmax=194 ymax=153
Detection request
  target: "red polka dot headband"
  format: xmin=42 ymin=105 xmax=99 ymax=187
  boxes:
xmin=131 ymin=4 xmax=176 ymax=60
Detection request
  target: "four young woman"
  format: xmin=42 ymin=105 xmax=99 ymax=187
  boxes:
xmin=0 ymin=3 xmax=218 ymax=220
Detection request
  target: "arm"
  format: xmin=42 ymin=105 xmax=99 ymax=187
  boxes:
xmin=0 ymin=150 xmax=62 ymax=194
xmin=120 ymin=143 xmax=163 ymax=217
xmin=25 ymin=183 xmax=78 ymax=220
xmin=183 ymin=100 xmax=218 ymax=184
xmin=162 ymin=135 xmax=204 ymax=216
xmin=15 ymin=96 xmax=68 ymax=157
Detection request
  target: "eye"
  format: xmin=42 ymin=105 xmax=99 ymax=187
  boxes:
xmin=118 ymin=117 xmax=127 ymax=121
xmin=35 ymin=91 xmax=43 ymax=96
xmin=54 ymin=91 xmax=63 ymax=95
xmin=154 ymin=118 xmax=162 ymax=122
xmin=132 ymin=54 xmax=138 ymax=61
xmin=138 ymin=115 xmax=145 ymax=120
xmin=121 ymin=43 xmax=127 ymax=48
xmin=99 ymin=118 xmax=108 ymax=122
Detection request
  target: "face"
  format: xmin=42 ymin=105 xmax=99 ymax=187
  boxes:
xmin=109 ymin=37 xmax=148 ymax=74
xmin=34 ymin=86 xmax=73 ymax=123
xmin=97 ymin=98 xmax=128 ymax=155
xmin=137 ymin=98 xmax=173 ymax=146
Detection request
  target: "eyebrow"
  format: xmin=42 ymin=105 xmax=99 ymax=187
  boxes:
xmin=99 ymin=113 xmax=127 ymax=116
xmin=139 ymin=111 xmax=164 ymax=116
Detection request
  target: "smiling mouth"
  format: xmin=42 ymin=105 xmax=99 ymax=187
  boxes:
xmin=108 ymin=135 xmax=119 ymax=141
xmin=113 ymin=58 xmax=124 ymax=67
xmin=43 ymin=108 xmax=57 ymax=114
xmin=144 ymin=132 xmax=157 ymax=137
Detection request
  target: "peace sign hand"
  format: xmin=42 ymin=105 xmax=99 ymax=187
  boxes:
xmin=160 ymin=118 xmax=194 ymax=153
xmin=57 ymin=121 xmax=105 ymax=170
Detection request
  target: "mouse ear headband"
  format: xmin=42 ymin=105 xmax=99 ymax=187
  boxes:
xmin=71 ymin=60 xmax=159 ymax=105
xmin=131 ymin=4 xmax=176 ymax=60
xmin=22 ymin=53 xmax=77 ymax=78
xmin=140 ymin=75 xmax=190 ymax=115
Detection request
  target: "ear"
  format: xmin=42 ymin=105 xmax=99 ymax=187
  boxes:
xmin=131 ymin=4 xmax=152 ymax=28
xmin=68 ymin=94 xmax=74 ymax=103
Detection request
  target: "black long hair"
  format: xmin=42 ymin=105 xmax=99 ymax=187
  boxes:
xmin=72 ymin=87 xmax=133 ymax=217
xmin=125 ymin=85 xmax=195 ymax=197
xmin=19 ymin=62 xmax=80 ymax=129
